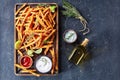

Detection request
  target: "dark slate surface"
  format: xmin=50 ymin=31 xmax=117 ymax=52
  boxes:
xmin=0 ymin=0 xmax=120 ymax=80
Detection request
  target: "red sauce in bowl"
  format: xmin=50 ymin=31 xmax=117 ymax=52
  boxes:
xmin=20 ymin=55 xmax=33 ymax=68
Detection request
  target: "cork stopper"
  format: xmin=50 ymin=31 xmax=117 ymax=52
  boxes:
xmin=81 ymin=38 xmax=89 ymax=47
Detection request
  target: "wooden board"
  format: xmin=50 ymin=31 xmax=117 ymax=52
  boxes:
xmin=14 ymin=3 xmax=59 ymax=76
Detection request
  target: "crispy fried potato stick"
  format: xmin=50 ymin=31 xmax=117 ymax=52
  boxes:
xmin=36 ymin=15 xmax=47 ymax=28
xmin=15 ymin=64 xmax=41 ymax=77
xmin=20 ymin=69 xmax=36 ymax=73
xmin=50 ymin=48 xmax=55 ymax=74
xmin=20 ymin=37 xmax=41 ymax=49
xmin=44 ymin=30 xmax=56 ymax=41
xmin=17 ymin=50 xmax=23 ymax=56
xmin=15 ymin=3 xmax=27 ymax=16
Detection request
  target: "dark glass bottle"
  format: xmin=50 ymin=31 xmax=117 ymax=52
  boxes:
xmin=68 ymin=38 xmax=89 ymax=65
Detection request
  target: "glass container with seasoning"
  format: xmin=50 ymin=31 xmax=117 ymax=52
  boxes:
xmin=68 ymin=38 xmax=89 ymax=65
xmin=63 ymin=29 xmax=77 ymax=43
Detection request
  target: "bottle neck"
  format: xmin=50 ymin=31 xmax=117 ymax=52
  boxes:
xmin=81 ymin=38 xmax=89 ymax=47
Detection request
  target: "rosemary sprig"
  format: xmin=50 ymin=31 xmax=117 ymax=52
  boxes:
xmin=62 ymin=0 xmax=90 ymax=35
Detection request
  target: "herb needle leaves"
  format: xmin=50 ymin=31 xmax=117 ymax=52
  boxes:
xmin=62 ymin=0 xmax=90 ymax=35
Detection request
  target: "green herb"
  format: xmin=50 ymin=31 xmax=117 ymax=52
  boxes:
xmin=43 ymin=40 xmax=48 ymax=44
xmin=27 ymin=50 xmax=34 ymax=57
xmin=15 ymin=40 xmax=22 ymax=49
xmin=66 ymin=33 xmax=74 ymax=40
xmin=27 ymin=48 xmax=42 ymax=56
xmin=62 ymin=0 xmax=90 ymax=35
xmin=50 ymin=5 xmax=56 ymax=13
xmin=34 ymin=48 xmax=42 ymax=54
xmin=43 ymin=39 xmax=50 ymax=44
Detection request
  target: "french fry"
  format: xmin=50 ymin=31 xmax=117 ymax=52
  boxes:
xmin=42 ymin=44 xmax=53 ymax=48
xmin=20 ymin=36 xmax=41 ymax=49
xmin=36 ymin=15 xmax=47 ymax=28
xmin=52 ymin=12 xmax=57 ymax=20
xmin=15 ymin=3 xmax=27 ymax=16
xmin=55 ymin=51 xmax=58 ymax=71
xmin=32 ymin=44 xmax=53 ymax=49
xmin=44 ymin=47 xmax=49 ymax=55
xmin=27 ymin=14 xmax=34 ymax=30
xmin=23 ymin=6 xmax=30 ymax=13
xmin=33 ymin=30 xmax=45 ymax=33
xmin=30 ymin=45 xmax=33 ymax=50
xmin=16 ymin=27 xmax=21 ymax=40
xmin=15 ymin=64 xmax=41 ymax=77
xmin=44 ymin=41 xmax=53 ymax=44
xmin=17 ymin=50 xmax=23 ymax=56
xmin=39 ymin=10 xmax=44 ymax=18
xmin=23 ymin=43 xmax=28 ymax=52
xmin=20 ymin=69 xmax=36 ymax=73
xmin=48 ymin=12 xmax=53 ymax=23
xmin=43 ymin=7 xmax=50 ymax=14
xmin=52 ymin=12 xmax=57 ymax=26
xmin=50 ymin=48 xmax=55 ymax=74
xmin=26 ymin=38 xmax=34 ymax=44
xmin=33 ymin=22 xmax=39 ymax=30
xmin=32 ymin=8 xmax=40 ymax=12
xmin=44 ymin=30 xmax=56 ymax=41
xmin=21 ymin=35 xmax=26 ymax=44
xmin=43 ymin=11 xmax=49 ymax=18
xmin=51 ymin=35 xmax=55 ymax=41
xmin=43 ymin=19 xmax=52 ymax=28
xmin=37 ymin=34 xmax=42 ymax=47
xmin=44 ymin=45 xmax=52 ymax=55
xmin=21 ymin=8 xmax=33 ymax=27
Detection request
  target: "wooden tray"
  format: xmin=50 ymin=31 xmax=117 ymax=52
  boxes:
xmin=14 ymin=3 xmax=59 ymax=76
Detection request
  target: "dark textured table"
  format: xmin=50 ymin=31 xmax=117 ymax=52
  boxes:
xmin=0 ymin=0 xmax=120 ymax=80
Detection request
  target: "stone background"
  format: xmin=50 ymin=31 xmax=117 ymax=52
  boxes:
xmin=0 ymin=0 xmax=120 ymax=80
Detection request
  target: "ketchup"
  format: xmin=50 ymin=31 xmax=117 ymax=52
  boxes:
xmin=21 ymin=56 xmax=32 ymax=68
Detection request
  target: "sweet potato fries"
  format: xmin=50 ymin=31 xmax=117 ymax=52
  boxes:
xmin=14 ymin=3 xmax=58 ymax=76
